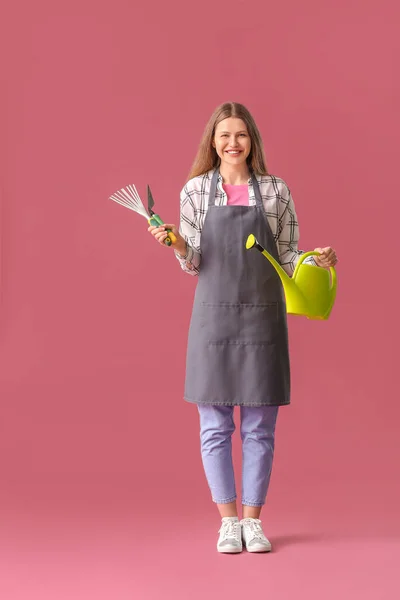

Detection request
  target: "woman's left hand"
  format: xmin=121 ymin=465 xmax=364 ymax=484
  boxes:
xmin=313 ymin=247 xmax=338 ymax=268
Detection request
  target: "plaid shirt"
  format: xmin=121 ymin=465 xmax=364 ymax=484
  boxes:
xmin=174 ymin=170 xmax=316 ymax=276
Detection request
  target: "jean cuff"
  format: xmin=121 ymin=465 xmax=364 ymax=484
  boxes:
xmin=241 ymin=500 xmax=265 ymax=507
xmin=212 ymin=495 xmax=237 ymax=504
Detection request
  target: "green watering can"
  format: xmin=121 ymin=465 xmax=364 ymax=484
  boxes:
xmin=246 ymin=234 xmax=337 ymax=320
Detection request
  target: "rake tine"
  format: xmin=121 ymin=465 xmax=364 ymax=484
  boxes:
xmin=128 ymin=184 xmax=144 ymax=207
xmin=118 ymin=188 xmax=136 ymax=206
xmin=109 ymin=184 xmax=150 ymax=219
xmin=109 ymin=195 xmax=136 ymax=211
xmin=111 ymin=193 xmax=133 ymax=209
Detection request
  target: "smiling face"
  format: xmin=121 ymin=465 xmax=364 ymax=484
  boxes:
xmin=212 ymin=117 xmax=251 ymax=167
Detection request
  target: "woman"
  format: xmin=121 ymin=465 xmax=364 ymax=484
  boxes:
xmin=149 ymin=102 xmax=337 ymax=554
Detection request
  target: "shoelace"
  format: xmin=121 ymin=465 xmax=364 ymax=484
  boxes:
xmin=242 ymin=519 xmax=266 ymax=541
xmin=219 ymin=520 xmax=241 ymax=541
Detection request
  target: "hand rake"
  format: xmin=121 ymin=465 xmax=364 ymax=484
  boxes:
xmin=109 ymin=184 xmax=177 ymax=246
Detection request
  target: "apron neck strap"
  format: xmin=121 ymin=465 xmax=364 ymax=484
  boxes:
xmin=208 ymin=169 xmax=219 ymax=207
xmin=208 ymin=169 xmax=263 ymax=207
xmin=251 ymin=173 xmax=263 ymax=207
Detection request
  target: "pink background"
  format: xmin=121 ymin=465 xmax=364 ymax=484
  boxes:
xmin=1 ymin=0 xmax=399 ymax=598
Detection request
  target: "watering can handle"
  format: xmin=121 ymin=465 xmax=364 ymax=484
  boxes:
xmin=296 ymin=251 xmax=320 ymax=265
xmin=294 ymin=251 xmax=337 ymax=290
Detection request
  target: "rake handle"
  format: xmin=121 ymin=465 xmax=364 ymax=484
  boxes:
xmin=149 ymin=214 xmax=177 ymax=246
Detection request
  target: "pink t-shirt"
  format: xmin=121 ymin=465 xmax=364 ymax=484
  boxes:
xmin=222 ymin=184 xmax=249 ymax=206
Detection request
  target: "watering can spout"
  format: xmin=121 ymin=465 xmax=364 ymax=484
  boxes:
xmin=245 ymin=234 xmax=337 ymax=320
xmin=245 ymin=234 xmax=292 ymax=287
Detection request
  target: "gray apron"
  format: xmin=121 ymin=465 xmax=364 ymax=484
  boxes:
xmin=184 ymin=169 xmax=290 ymax=406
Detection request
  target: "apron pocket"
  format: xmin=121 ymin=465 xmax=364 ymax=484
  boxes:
xmin=198 ymin=302 xmax=279 ymax=345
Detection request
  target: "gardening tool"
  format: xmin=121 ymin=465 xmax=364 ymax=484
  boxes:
xmin=147 ymin=185 xmax=177 ymax=246
xmin=245 ymin=234 xmax=337 ymax=320
xmin=109 ymin=184 xmax=176 ymax=246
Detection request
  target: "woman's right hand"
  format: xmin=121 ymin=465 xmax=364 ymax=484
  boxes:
xmin=148 ymin=223 xmax=187 ymax=256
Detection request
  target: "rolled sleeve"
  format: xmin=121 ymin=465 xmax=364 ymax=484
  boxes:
xmin=174 ymin=187 xmax=202 ymax=276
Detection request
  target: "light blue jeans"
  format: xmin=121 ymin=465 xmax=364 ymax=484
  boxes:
xmin=197 ymin=404 xmax=279 ymax=507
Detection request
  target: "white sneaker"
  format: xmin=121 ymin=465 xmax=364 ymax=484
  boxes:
xmin=217 ymin=517 xmax=243 ymax=553
xmin=241 ymin=518 xmax=272 ymax=552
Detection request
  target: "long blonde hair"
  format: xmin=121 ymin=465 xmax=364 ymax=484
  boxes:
xmin=186 ymin=102 xmax=268 ymax=182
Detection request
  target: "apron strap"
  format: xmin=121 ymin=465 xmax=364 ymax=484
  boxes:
xmin=208 ymin=169 xmax=263 ymax=208
xmin=208 ymin=169 xmax=219 ymax=207
xmin=251 ymin=173 xmax=263 ymax=208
